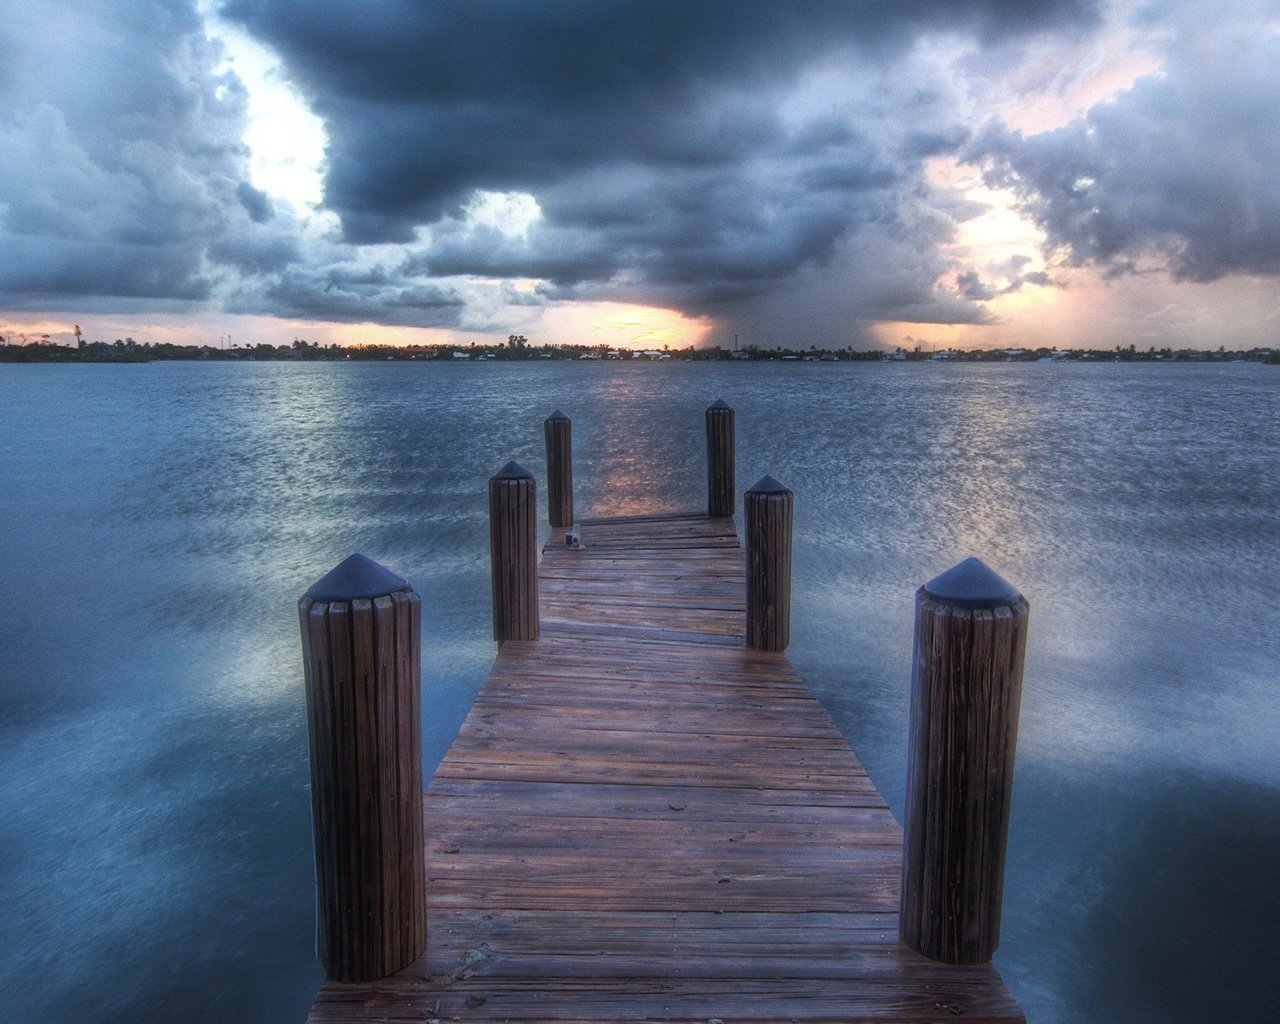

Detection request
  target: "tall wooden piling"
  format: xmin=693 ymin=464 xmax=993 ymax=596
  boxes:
xmin=544 ymin=410 xmax=574 ymax=530
xmin=297 ymin=553 xmax=426 ymax=983
xmin=745 ymin=475 xmax=793 ymax=652
xmin=489 ymin=460 xmax=539 ymax=643
xmin=706 ymin=399 xmax=735 ymax=518
xmin=900 ymin=557 xmax=1030 ymax=964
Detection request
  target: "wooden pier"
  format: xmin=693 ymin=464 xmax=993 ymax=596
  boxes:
xmin=303 ymin=498 xmax=1026 ymax=1022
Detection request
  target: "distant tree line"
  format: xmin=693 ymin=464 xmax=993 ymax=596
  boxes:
xmin=1 ymin=334 xmax=1275 ymax=364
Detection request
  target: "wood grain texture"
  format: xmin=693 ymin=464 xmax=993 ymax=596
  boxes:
xmin=306 ymin=511 xmax=1023 ymax=1022
xmin=298 ymin=590 xmax=427 ymax=982
xmin=544 ymin=413 xmax=574 ymax=530
xmin=489 ymin=472 xmax=539 ymax=642
xmin=900 ymin=589 xmax=1030 ymax=965
xmin=705 ymin=401 xmax=735 ymax=519
xmin=745 ymin=486 xmax=793 ymax=652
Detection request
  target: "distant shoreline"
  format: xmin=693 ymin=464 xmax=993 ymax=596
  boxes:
xmin=3 ymin=340 xmax=1277 ymax=365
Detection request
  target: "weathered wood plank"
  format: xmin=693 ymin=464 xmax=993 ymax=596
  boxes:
xmin=543 ymin=411 xmax=574 ymax=530
xmin=306 ymin=508 xmax=1024 ymax=1024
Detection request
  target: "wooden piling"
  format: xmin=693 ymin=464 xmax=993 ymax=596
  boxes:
xmin=706 ymin=399 xmax=735 ymax=518
xmin=745 ymin=475 xmax=793 ymax=652
xmin=303 ymin=512 xmax=1028 ymax=1024
xmin=297 ymin=553 xmax=426 ymax=983
xmin=489 ymin=460 xmax=539 ymax=643
xmin=544 ymin=410 xmax=574 ymax=530
xmin=900 ymin=557 xmax=1030 ymax=964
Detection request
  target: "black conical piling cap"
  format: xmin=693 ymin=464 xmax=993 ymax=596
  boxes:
xmin=746 ymin=474 xmax=792 ymax=496
xmin=546 ymin=409 xmax=569 ymax=421
xmin=708 ymin=398 xmax=733 ymax=411
xmin=923 ymin=556 xmax=1021 ymax=609
xmin=305 ymin=553 xmax=410 ymax=602
xmin=491 ymin=460 xmax=534 ymax=481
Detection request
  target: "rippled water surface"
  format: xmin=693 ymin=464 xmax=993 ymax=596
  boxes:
xmin=2 ymin=361 xmax=1277 ymax=1022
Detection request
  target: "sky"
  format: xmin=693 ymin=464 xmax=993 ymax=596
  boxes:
xmin=1 ymin=0 xmax=1278 ymax=351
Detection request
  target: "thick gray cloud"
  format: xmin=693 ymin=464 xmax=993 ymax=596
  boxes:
xmin=953 ymin=256 xmax=1055 ymax=303
xmin=216 ymin=0 xmax=1102 ymax=338
xmin=20 ymin=0 xmax=1215 ymax=342
xmin=13 ymin=0 xmax=1280 ymax=345
xmin=971 ymin=11 xmax=1280 ymax=283
xmin=0 ymin=0 xmax=478 ymax=328
xmin=957 ymin=270 xmax=999 ymax=301
xmin=224 ymin=1 xmax=1099 ymax=239
xmin=0 ymin=0 xmax=295 ymax=307
xmin=238 ymin=267 xmax=465 ymax=323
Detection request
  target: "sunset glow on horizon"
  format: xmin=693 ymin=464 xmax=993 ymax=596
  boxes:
xmin=3 ymin=2 xmax=1278 ymax=353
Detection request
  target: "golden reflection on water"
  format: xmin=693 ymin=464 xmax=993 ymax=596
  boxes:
xmin=591 ymin=455 xmax=681 ymax=516
xmin=582 ymin=372 xmax=690 ymax=517
xmin=931 ymin=378 xmax=1037 ymax=571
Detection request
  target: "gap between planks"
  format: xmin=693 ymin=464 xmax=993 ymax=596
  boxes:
xmin=305 ymin=509 xmax=1025 ymax=1024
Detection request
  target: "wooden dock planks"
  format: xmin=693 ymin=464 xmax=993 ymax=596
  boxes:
xmin=306 ymin=512 xmax=1025 ymax=1023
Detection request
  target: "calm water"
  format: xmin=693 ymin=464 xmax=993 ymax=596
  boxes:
xmin=1 ymin=361 xmax=1277 ymax=1022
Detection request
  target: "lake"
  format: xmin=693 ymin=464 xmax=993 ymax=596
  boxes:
xmin=1 ymin=360 xmax=1277 ymax=1022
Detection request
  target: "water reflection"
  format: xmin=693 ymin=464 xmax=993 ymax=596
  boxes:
xmin=577 ymin=368 xmax=703 ymax=517
xmin=1 ymin=361 xmax=1276 ymax=1023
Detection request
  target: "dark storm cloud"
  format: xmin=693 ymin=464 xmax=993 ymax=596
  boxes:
xmin=971 ymin=17 xmax=1280 ymax=283
xmin=236 ymin=182 xmax=274 ymax=224
xmin=225 ymin=0 xmax=1100 ymax=239
xmin=957 ymin=270 xmax=999 ymax=301
xmin=2 ymin=0 xmax=1118 ymax=337
xmin=408 ymin=149 xmax=897 ymax=308
xmin=227 ymin=264 xmax=468 ymax=326
xmin=960 ymin=255 xmax=1056 ymax=300
xmin=0 ymin=0 xmax=300 ymax=310
xmin=219 ymin=0 xmax=1100 ymax=335
xmin=1 ymin=237 xmax=212 ymax=301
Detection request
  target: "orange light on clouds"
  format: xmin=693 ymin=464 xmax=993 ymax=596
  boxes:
xmin=871 ymin=321 xmax=993 ymax=352
xmin=1 ymin=318 xmax=71 ymax=339
xmin=321 ymin=300 xmax=716 ymax=350
xmin=337 ymin=322 xmax=447 ymax=347
xmin=878 ymin=19 xmax=1165 ymax=353
xmin=538 ymin=300 xmax=715 ymax=350
xmin=0 ymin=312 xmax=459 ymax=348
xmin=994 ymin=27 xmax=1161 ymax=135
xmin=929 ymin=157 xmax=1047 ymax=267
xmin=876 ymin=265 xmax=1280 ymax=353
xmin=1 ymin=301 xmax=717 ymax=350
